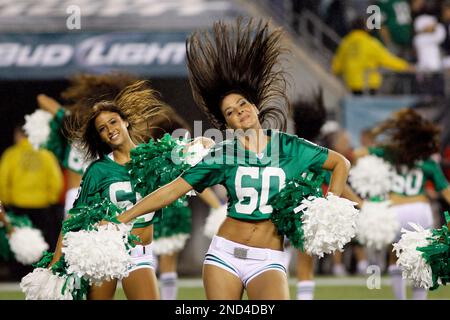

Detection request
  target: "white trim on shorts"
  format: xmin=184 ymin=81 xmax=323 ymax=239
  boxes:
xmin=129 ymin=243 xmax=155 ymax=272
xmin=204 ymin=236 xmax=288 ymax=287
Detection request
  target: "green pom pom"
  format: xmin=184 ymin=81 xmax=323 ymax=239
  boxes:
xmin=0 ymin=228 xmax=12 ymax=261
xmin=32 ymin=252 xmax=89 ymax=300
xmin=0 ymin=211 xmax=34 ymax=262
xmin=271 ymin=171 xmax=325 ymax=250
xmin=154 ymin=204 xmax=192 ymax=239
xmin=42 ymin=108 xmax=67 ymax=162
xmin=63 ymin=194 xmax=122 ymax=234
xmin=128 ymin=133 xmax=191 ymax=208
xmin=8 ymin=212 xmax=33 ymax=228
xmin=417 ymin=211 xmax=450 ymax=291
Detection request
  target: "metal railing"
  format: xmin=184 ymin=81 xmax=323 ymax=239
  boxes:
xmin=257 ymin=0 xmax=342 ymax=67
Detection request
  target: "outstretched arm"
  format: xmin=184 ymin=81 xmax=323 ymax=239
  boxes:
xmin=117 ymin=177 xmax=193 ymax=224
xmin=322 ymin=150 xmax=351 ymax=197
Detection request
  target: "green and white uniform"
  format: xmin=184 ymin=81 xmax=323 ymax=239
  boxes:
xmin=369 ymin=147 xmax=449 ymax=197
xmin=182 ymin=130 xmax=328 ymax=220
xmin=74 ymin=154 xmax=160 ymax=229
xmin=181 ymin=129 xmax=329 ymax=285
xmin=73 ymin=153 xmax=159 ymax=271
xmin=369 ymin=146 xmax=449 ymax=240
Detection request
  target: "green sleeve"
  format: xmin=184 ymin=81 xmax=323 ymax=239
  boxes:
xmin=376 ymin=0 xmax=389 ymax=23
xmin=45 ymin=108 xmax=68 ymax=162
xmin=72 ymin=164 xmax=99 ymax=207
xmin=297 ymin=138 xmax=329 ymax=171
xmin=423 ymin=160 xmax=449 ymax=192
xmin=181 ymin=150 xmax=226 ymax=193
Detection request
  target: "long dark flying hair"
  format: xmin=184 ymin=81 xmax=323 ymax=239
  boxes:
xmin=186 ymin=17 xmax=290 ymax=131
xmin=372 ymin=108 xmax=441 ymax=168
xmin=292 ymin=88 xmax=326 ymax=142
xmin=67 ymin=80 xmax=169 ymax=160
xmin=147 ymin=107 xmax=191 ymax=140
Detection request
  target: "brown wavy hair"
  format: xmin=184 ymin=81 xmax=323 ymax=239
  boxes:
xmin=186 ymin=17 xmax=290 ymax=131
xmin=372 ymin=108 xmax=441 ymax=167
xmin=61 ymin=72 xmax=139 ymax=109
xmin=59 ymin=72 xmax=140 ymax=137
xmin=67 ymin=80 xmax=170 ymax=160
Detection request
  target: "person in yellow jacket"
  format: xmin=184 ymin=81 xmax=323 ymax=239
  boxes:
xmin=0 ymin=121 xmax=63 ymax=257
xmin=332 ymin=17 xmax=414 ymax=95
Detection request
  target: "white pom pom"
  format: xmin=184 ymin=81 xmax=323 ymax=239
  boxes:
xmin=62 ymin=223 xmax=133 ymax=285
xmin=23 ymin=110 xmax=53 ymax=149
xmin=203 ymin=204 xmax=227 ymax=239
xmin=20 ymin=268 xmax=74 ymax=300
xmin=152 ymin=234 xmax=190 ymax=255
xmin=393 ymin=223 xmax=434 ymax=289
xmin=9 ymin=227 xmax=49 ymax=265
xmin=356 ymin=201 xmax=400 ymax=250
xmin=297 ymin=194 xmax=359 ymax=258
xmin=349 ymin=155 xmax=394 ymax=198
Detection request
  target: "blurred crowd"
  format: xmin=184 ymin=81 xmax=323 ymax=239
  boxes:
xmin=287 ymin=0 xmax=450 ymax=95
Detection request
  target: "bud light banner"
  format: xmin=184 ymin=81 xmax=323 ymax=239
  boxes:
xmin=0 ymin=32 xmax=190 ymax=79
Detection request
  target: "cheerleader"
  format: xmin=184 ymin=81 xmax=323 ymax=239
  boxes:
xmin=111 ymin=18 xmax=351 ymax=300
xmin=355 ymin=108 xmax=450 ymax=300
xmin=48 ymin=81 xmax=170 ymax=299
xmin=36 ymin=72 xmax=140 ymax=217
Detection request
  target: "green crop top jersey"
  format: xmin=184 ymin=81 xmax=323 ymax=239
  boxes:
xmin=182 ymin=130 xmax=329 ymax=221
xmin=73 ymin=154 xmax=160 ymax=228
xmin=368 ymin=146 xmax=449 ymax=196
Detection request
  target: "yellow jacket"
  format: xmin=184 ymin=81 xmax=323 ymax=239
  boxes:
xmin=332 ymin=30 xmax=409 ymax=91
xmin=0 ymin=139 xmax=63 ymax=208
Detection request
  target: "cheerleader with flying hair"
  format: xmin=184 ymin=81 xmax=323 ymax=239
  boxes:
xmin=46 ymin=80 xmax=172 ymax=299
xmin=110 ymin=18 xmax=351 ymax=300
xmin=355 ymin=108 xmax=450 ymax=300
xmin=36 ymin=72 xmax=141 ymax=217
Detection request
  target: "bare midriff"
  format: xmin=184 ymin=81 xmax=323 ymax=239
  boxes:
xmin=217 ymin=216 xmax=283 ymax=251
xmin=131 ymin=225 xmax=153 ymax=245
xmin=389 ymin=193 xmax=429 ymax=206
xmin=67 ymin=170 xmax=83 ymax=190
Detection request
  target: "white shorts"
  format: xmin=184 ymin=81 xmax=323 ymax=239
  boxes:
xmin=129 ymin=243 xmax=155 ymax=272
xmin=392 ymin=202 xmax=434 ymax=242
xmin=204 ymin=236 xmax=289 ymax=287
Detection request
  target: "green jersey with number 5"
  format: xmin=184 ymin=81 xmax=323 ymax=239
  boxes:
xmin=181 ymin=130 xmax=329 ymax=221
xmin=369 ymin=146 xmax=449 ymax=196
xmin=73 ymin=154 xmax=159 ymax=228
